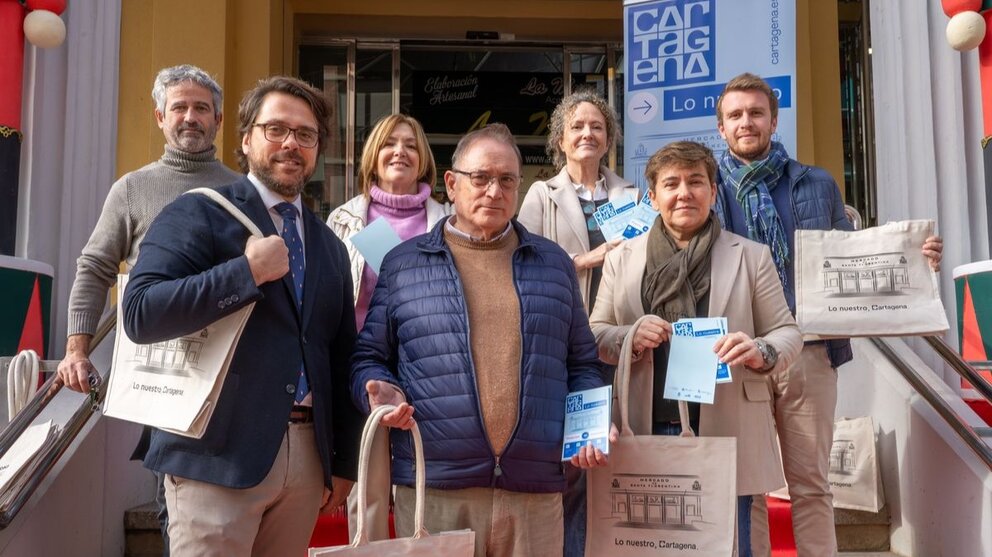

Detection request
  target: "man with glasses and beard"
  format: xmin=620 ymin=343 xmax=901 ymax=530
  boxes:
xmin=57 ymin=64 xmax=238 ymax=554
xmin=122 ymin=76 xmax=362 ymax=557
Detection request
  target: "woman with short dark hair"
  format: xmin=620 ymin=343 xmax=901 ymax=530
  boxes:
xmin=589 ymin=141 xmax=802 ymax=557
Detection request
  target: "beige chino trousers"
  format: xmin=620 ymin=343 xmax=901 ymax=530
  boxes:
xmin=395 ymin=485 xmax=563 ymax=557
xmin=164 ymin=423 xmax=324 ymax=557
xmin=751 ymin=344 xmax=838 ymax=557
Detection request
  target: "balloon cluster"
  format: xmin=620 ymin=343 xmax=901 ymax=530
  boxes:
xmin=944 ymin=0 xmax=989 ymax=51
xmin=22 ymin=0 xmax=66 ymax=49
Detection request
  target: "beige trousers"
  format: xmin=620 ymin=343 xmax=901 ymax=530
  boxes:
xmin=394 ymin=485 xmax=563 ymax=557
xmin=346 ymin=423 xmax=392 ymax=541
xmin=164 ymin=423 xmax=324 ymax=557
xmin=751 ymin=344 xmax=838 ymax=557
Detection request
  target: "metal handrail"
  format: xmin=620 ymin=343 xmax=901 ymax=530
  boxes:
xmin=923 ymin=335 xmax=992 ymax=404
xmin=0 ymin=312 xmax=116 ymax=525
xmin=870 ymin=337 xmax=992 ymax=470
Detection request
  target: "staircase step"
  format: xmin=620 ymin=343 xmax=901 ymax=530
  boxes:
xmin=836 ymin=505 xmax=891 ymax=552
xmin=124 ymin=501 xmax=165 ymax=557
xmin=835 ymin=506 xmax=891 ymax=526
xmin=768 ymin=496 xmax=890 ymax=554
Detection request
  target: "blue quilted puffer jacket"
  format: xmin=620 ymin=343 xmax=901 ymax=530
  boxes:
xmin=715 ymin=158 xmax=854 ymax=368
xmin=351 ymin=217 xmax=605 ymax=493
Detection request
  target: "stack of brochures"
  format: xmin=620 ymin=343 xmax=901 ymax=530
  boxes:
xmin=664 ymin=317 xmax=730 ymax=405
xmin=592 ymin=191 xmax=659 ymax=242
xmin=561 ymin=385 xmax=612 ymax=460
xmin=0 ymin=420 xmax=59 ymax=510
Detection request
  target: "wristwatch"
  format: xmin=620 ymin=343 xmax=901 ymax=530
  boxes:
xmin=753 ymin=338 xmax=779 ymax=371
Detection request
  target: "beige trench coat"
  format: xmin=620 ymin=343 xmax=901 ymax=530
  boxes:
xmin=517 ymin=166 xmax=637 ymax=310
xmin=589 ymin=230 xmax=802 ymax=495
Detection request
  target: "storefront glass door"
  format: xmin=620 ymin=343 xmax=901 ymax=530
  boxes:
xmin=299 ymin=41 xmax=621 ymax=220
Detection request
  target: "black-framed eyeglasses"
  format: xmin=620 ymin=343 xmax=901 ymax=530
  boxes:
xmin=450 ymin=169 xmax=521 ymax=192
xmin=252 ymin=122 xmax=319 ymax=148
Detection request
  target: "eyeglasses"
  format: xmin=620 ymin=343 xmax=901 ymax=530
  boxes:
xmin=450 ymin=169 xmax=521 ymax=192
xmin=252 ymin=122 xmax=319 ymax=148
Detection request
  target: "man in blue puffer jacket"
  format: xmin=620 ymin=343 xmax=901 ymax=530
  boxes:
xmin=351 ymin=123 xmax=608 ymax=557
xmin=713 ymin=73 xmax=943 ymax=557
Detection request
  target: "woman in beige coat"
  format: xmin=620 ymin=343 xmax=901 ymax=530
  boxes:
xmin=517 ymin=90 xmax=637 ymax=312
xmin=588 ymin=141 xmax=802 ymax=557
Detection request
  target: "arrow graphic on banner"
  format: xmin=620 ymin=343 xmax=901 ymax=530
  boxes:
xmin=634 ymin=99 xmax=653 ymax=114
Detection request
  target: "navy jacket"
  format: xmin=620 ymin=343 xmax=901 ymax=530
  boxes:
xmin=123 ymin=178 xmax=363 ymax=489
xmin=351 ymin=218 xmax=605 ymax=493
xmin=716 ymin=158 xmax=854 ymax=368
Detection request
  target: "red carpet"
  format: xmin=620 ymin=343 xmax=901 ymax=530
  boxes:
xmin=308 ymin=513 xmax=349 ymax=549
xmin=308 ymin=511 xmax=396 ymax=550
xmin=965 ymin=398 xmax=992 ymax=426
xmin=768 ymin=496 xmax=798 ymax=557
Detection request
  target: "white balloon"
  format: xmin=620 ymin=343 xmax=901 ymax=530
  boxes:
xmin=946 ymin=11 xmax=986 ymax=52
xmin=24 ymin=10 xmax=67 ymax=49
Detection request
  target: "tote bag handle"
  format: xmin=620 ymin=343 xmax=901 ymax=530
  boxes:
xmin=352 ymin=405 xmax=428 ymax=545
xmin=615 ymin=315 xmax=695 ymax=439
xmin=185 ymin=187 xmax=264 ymax=239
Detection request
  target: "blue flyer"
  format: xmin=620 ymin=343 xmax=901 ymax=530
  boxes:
xmin=672 ymin=316 xmax=731 ymax=383
xmin=348 ymin=218 xmax=402 ymax=275
xmin=592 ymin=192 xmax=659 ymax=242
xmin=562 ymin=385 xmax=612 ymax=461
xmin=665 ymin=317 xmax=731 ymax=404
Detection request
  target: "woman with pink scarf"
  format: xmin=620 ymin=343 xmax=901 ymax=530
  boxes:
xmin=326 ymin=113 xmax=450 ymax=541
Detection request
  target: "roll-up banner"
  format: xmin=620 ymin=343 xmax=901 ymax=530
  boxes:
xmin=623 ymin=0 xmax=797 ymax=190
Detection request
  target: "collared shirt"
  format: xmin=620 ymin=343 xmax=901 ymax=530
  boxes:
xmin=247 ymin=173 xmax=305 ymax=263
xmin=444 ymin=216 xmax=513 ymax=243
xmin=572 ymin=175 xmax=608 ymax=202
xmin=247 ymin=174 xmax=312 ymax=407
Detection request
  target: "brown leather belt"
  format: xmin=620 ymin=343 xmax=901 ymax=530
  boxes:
xmin=288 ymin=405 xmax=313 ymax=424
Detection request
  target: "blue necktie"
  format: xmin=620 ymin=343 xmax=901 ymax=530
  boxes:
xmin=274 ymin=202 xmax=309 ymax=402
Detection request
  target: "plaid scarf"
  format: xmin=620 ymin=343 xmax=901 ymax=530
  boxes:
xmin=719 ymin=141 xmax=790 ymax=285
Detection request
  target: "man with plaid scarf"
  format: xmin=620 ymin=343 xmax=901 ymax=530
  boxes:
xmin=712 ymin=72 xmax=943 ymax=557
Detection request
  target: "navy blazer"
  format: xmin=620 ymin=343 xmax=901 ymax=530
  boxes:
xmin=122 ymin=177 xmax=361 ymax=489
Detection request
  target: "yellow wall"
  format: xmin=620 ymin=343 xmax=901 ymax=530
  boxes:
xmin=796 ymin=0 xmax=845 ymax=192
xmin=116 ymin=0 xmax=284 ymax=176
xmin=118 ymin=0 xmax=843 ymax=186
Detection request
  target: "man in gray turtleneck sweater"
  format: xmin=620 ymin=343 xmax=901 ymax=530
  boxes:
xmin=58 ymin=64 xmax=237 ymax=390
xmin=56 ymin=64 xmax=237 ymax=555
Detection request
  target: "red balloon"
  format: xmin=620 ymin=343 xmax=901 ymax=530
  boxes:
xmin=942 ymin=0 xmax=983 ymax=17
xmin=25 ymin=0 xmax=67 ymax=16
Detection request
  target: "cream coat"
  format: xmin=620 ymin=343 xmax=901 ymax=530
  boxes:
xmin=517 ymin=166 xmax=637 ymax=309
xmin=589 ymin=230 xmax=802 ymax=495
xmin=326 ymin=193 xmax=451 ymax=301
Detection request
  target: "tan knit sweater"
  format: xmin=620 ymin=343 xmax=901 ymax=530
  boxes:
xmin=445 ymin=227 xmax=522 ymax=456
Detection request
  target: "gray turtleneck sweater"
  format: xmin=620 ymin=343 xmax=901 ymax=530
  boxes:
xmin=67 ymin=145 xmax=240 ymax=337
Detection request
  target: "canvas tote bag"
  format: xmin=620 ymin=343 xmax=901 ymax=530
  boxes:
xmin=103 ymin=188 xmax=260 ymax=438
xmin=769 ymin=416 xmax=885 ymax=512
xmin=828 ymin=416 xmax=885 ymax=512
xmin=586 ymin=315 xmax=738 ymax=557
xmin=310 ymin=404 xmax=475 ymax=556
xmin=794 ymin=219 xmax=949 ymax=338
